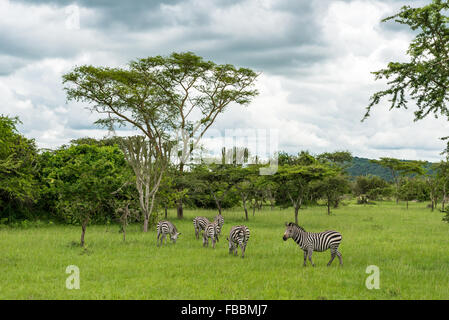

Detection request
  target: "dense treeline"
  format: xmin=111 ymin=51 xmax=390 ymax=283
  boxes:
xmin=2 ymin=114 xmax=449 ymax=229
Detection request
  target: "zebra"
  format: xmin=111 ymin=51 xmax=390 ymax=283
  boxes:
xmin=193 ymin=216 xmax=210 ymax=239
xmin=203 ymin=222 xmax=219 ymax=248
xmin=156 ymin=220 xmax=181 ymax=246
xmin=282 ymin=222 xmax=343 ymax=267
xmin=227 ymin=225 xmax=250 ymax=258
xmin=214 ymin=213 xmax=224 ymax=236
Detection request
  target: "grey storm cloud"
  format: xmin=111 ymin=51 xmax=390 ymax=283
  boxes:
xmin=1 ymin=0 xmax=447 ymax=161
xmin=4 ymin=0 xmax=327 ymax=75
xmin=2 ymin=0 xmax=425 ymax=76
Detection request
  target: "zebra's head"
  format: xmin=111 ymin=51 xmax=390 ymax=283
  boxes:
xmin=282 ymin=222 xmax=306 ymax=241
xmin=171 ymin=232 xmax=181 ymax=243
xmin=283 ymin=222 xmax=302 ymax=241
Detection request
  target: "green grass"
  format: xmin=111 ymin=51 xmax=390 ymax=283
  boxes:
xmin=1 ymin=201 xmax=449 ymax=299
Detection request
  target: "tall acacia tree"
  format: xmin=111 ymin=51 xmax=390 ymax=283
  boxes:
xmin=63 ymin=58 xmax=177 ymax=230
xmin=133 ymin=52 xmax=259 ymax=218
xmin=364 ymin=0 xmax=449 ymax=121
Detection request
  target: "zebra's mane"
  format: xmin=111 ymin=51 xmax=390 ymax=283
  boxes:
xmin=288 ymin=222 xmax=306 ymax=232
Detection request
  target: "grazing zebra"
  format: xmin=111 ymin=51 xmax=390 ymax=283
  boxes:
xmin=156 ymin=220 xmax=181 ymax=246
xmin=227 ymin=225 xmax=250 ymax=258
xmin=282 ymin=222 xmax=343 ymax=267
xmin=203 ymin=222 xmax=219 ymax=248
xmin=193 ymin=216 xmax=210 ymax=239
xmin=214 ymin=213 xmax=224 ymax=236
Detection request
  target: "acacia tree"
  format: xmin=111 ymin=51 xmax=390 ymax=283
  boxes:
xmin=398 ymin=177 xmax=426 ymax=209
xmin=311 ymin=174 xmax=351 ymax=215
xmin=370 ymin=158 xmax=425 ymax=204
xmin=275 ymin=162 xmax=331 ymax=224
xmin=364 ymin=0 xmax=449 ymax=121
xmin=426 ymin=173 xmax=442 ymax=211
xmin=133 ymin=52 xmax=259 ymax=219
xmin=63 ymin=59 xmax=177 ymax=230
xmin=192 ymin=164 xmax=242 ymax=216
xmin=234 ymin=166 xmax=259 ymax=221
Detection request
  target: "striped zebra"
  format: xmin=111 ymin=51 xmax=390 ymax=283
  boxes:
xmin=282 ymin=222 xmax=343 ymax=267
xmin=156 ymin=220 xmax=181 ymax=246
xmin=227 ymin=225 xmax=250 ymax=258
xmin=214 ymin=213 xmax=224 ymax=236
xmin=203 ymin=222 xmax=219 ymax=248
xmin=193 ymin=216 xmax=210 ymax=239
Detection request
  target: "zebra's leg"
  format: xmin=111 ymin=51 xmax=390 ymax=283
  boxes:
xmin=307 ymin=249 xmax=315 ymax=267
xmin=241 ymin=243 xmax=246 ymax=259
xmin=336 ymin=250 xmax=343 ymax=266
xmin=162 ymin=233 xmax=167 ymax=246
xmin=194 ymin=227 xmax=198 ymax=239
xmin=303 ymin=250 xmax=307 ymax=267
xmin=157 ymin=230 xmax=161 ymax=247
xmin=327 ymin=249 xmax=337 ymax=267
xmin=212 ymin=237 xmax=216 ymax=248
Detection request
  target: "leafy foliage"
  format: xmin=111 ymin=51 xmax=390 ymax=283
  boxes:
xmin=365 ymin=0 xmax=449 ymax=121
xmin=0 ymin=115 xmax=39 ymax=221
xmin=41 ymin=144 xmax=131 ymax=225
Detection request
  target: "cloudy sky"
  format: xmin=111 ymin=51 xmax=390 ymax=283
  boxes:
xmin=1 ymin=0 xmax=448 ymax=161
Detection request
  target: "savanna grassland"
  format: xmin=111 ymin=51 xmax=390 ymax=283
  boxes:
xmin=1 ymin=201 xmax=449 ymax=300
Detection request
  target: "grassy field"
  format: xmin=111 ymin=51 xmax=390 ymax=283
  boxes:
xmin=1 ymin=201 xmax=449 ymax=299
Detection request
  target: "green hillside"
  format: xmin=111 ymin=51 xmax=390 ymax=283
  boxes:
xmin=346 ymin=157 xmax=434 ymax=181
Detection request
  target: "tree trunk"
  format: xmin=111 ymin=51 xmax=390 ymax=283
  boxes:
xmin=177 ymin=199 xmax=184 ymax=219
xmin=80 ymin=217 xmax=89 ymax=247
xmin=294 ymin=206 xmax=299 ymax=224
xmin=242 ymin=194 xmax=248 ymax=221
xmin=164 ymin=205 xmax=168 ymax=219
xmin=327 ymin=196 xmax=331 ymax=215
xmin=177 ymin=163 xmax=185 ymax=219
xmin=143 ymin=213 xmax=149 ymax=232
xmin=406 ymin=200 xmax=409 ymax=210
xmin=212 ymin=193 xmax=222 ymax=215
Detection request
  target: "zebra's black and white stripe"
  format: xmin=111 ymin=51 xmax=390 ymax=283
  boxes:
xmin=283 ymin=222 xmax=342 ymax=267
xmin=203 ymin=222 xmax=219 ymax=248
xmin=227 ymin=225 xmax=250 ymax=258
xmin=214 ymin=213 xmax=224 ymax=236
xmin=157 ymin=220 xmax=181 ymax=246
xmin=193 ymin=216 xmax=210 ymax=239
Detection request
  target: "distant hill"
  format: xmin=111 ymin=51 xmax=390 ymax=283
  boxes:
xmin=345 ymin=157 xmax=434 ymax=181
